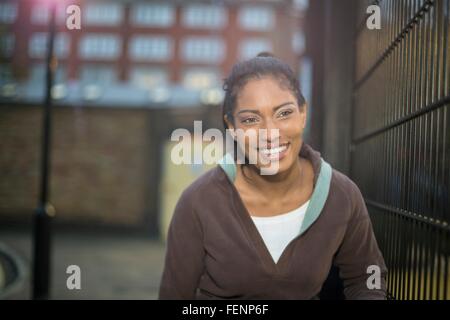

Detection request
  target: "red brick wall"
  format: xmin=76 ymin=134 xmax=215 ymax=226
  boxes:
xmin=0 ymin=105 xmax=154 ymax=229
xmin=0 ymin=106 xmax=41 ymax=216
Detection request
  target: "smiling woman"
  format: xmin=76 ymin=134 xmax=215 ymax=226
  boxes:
xmin=159 ymin=53 xmax=388 ymax=300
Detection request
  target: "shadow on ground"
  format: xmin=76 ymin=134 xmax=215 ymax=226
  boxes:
xmin=0 ymin=227 xmax=166 ymax=300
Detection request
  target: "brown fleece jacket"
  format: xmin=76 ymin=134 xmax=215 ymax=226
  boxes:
xmin=159 ymin=143 xmax=388 ymax=299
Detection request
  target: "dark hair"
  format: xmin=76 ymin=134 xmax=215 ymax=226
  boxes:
xmin=222 ymin=52 xmax=306 ymax=130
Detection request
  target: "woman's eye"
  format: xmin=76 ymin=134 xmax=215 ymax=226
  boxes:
xmin=242 ymin=117 xmax=258 ymax=124
xmin=278 ymin=110 xmax=293 ymax=118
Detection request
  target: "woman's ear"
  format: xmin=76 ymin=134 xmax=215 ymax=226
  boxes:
xmin=224 ymin=114 xmax=235 ymax=131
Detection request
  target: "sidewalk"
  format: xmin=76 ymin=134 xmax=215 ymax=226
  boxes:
xmin=0 ymin=227 xmax=166 ymax=299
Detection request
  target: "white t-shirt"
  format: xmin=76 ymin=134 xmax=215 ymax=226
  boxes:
xmin=251 ymin=200 xmax=310 ymax=264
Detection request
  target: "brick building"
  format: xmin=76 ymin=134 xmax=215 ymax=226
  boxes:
xmin=0 ymin=0 xmax=308 ymax=107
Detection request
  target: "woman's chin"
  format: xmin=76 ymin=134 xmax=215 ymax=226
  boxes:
xmin=256 ymin=150 xmax=300 ymax=176
xmin=256 ymin=157 xmax=290 ymax=176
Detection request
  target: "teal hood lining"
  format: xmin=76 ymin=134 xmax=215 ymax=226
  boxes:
xmin=218 ymin=154 xmax=332 ymax=235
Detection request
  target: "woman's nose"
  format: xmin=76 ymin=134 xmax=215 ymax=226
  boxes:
xmin=260 ymin=119 xmax=280 ymax=144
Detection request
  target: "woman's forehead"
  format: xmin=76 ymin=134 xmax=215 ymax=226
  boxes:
xmin=236 ymin=77 xmax=296 ymax=109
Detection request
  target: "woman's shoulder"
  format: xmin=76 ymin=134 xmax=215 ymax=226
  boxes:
xmin=331 ymin=168 xmax=358 ymax=189
xmin=330 ymin=167 xmax=364 ymax=205
xmin=328 ymin=167 xmax=369 ymax=222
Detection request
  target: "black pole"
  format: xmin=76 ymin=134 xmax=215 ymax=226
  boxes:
xmin=32 ymin=2 xmax=57 ymax=300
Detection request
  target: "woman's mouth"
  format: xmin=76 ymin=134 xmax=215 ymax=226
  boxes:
xmin=258 ymin=143 xmax=290 ymax=162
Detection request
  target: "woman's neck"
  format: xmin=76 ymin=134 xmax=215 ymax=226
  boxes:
xmin=236 ymin=157 xmax=304 ymax=199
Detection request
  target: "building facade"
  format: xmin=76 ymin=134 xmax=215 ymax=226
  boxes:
xmin=0 ymin=0 xmax=308 ymax=108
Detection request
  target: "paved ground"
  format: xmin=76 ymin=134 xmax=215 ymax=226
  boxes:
xmin=0 ymin=227 xmax=166 ymax=300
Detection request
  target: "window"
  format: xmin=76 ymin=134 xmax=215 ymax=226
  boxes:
xmin=30 ymin=4 xmax=66 ymax=25
xmin=29 ymin=33 xmax=70 ymax=59
xmin=292 ymin=31 xmax=305 ymax=54
xmin=29 ymin=63 xmax=66 ymax=84
xmin=31 ymin=5 xmax=50 ymax=24
xmin=0 ymin=34 xmax=14 ymax=57
xmin=182 ymin=4 xmax=227 ymax=29
xmin=29 ymin=64 xmax=45 ymax=84
xmin=131 ymin=3 xmax=174 ymax=27
xmin=182 ymin=68 xmax=221 ymax=89
xmin=0 ymin=64 xmax=13 ymax=84
xmin=181 ymin=37 xmax=225 ymax=63
xmin=238 ymin=6 xmax=275 ymax=31
xmin=293 ymin=0 xmax=309 ymax=11
xmin=83 ymin=3 xmax=123 ymax=26
xmin=239 ymin=38 xmax=273 ymax=60
xmin=0 ymin=2 xmax=17 ymax=23
xmin=80 ymin=65 xmax=117 ymax=86
xmin=130 ymin=68 xmax=169 ymax=89
xmin=129 ymin=36 xmax=172 ymax=61
xmin=79 ymin=35 xmax=121 ymax=60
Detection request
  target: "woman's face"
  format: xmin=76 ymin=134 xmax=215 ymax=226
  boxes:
xmin=225 ymin=76 xmax=307 ymax=175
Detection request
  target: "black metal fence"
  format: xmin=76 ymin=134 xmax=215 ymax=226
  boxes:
xmin=351 ymin=0 xmax=450 ymax=299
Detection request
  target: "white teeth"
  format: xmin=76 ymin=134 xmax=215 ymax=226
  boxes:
xmin=260 ymin=145 xmax=288 ymax=155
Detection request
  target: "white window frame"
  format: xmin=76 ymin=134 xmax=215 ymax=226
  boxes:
xmin=0 ymin=34 xmax=15 ymax=57
xmin=129 ymin=36 xmax=172 ymax=62
xmin=182 ymin=68 xmax=221 ymax=90
xmin=30 ymin=3 xmax=66 ymax=25
xmin=239 ymin=38 xmax=273 ymax=60
xmin=238 ymin=6 xmax=275 ymax=31
xmin=0 ymin=2 xmax=17 ymax=24
xmin=80 ymin=64 xmax=117 ymax=86
xmin=29 ymin=63 xmax=67 ymax=85
xmin=181 ymin=37 xmax=225 ymax=63
xmin=130 ymin=68 xmax=169 ymax=89
xmin=130 ymin=3 xmax=175 ymax=27
xmin=293 ymin=0 xmax=309 ymax=11
xmin=292 ymin=31 xmax=305 ymax=54
xmin=79 ymin=34 xmax=122 ymax=60
xmin=29 ymin=33 xmax=70 ymax=59
xmin=182 ymin=4 xmax=227 ymax=29
xmin=0 ymin=64 xmax=14 ymax=83
xmin=83 ymin=3 xmax=123 ymax=26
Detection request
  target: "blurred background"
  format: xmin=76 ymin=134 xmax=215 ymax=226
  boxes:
xmin=0 ymin=0 xmax=449 ymax=300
